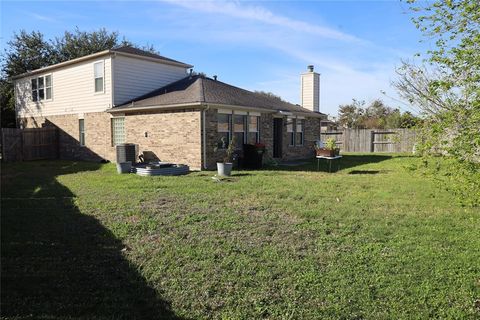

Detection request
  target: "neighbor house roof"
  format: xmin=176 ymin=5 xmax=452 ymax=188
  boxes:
xmin=11 ymin=46 xmax=192 ymax=80
xmin=111 ymin=75 xmax=326 ymax=118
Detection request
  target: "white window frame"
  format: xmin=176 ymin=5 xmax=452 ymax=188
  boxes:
xmin=217 ymin=113 xmax=231 ymax=149
xmin=93 ymin=61 xmax=105 ymax=94
xmin=233 ymin=114 xmax=247 ymax=148
xmin=248 ymin=115 xmax=260 ymax=144
xmin=31 ymin=74 xmax=53 ymax=102
xmin=287 ymin=117 xmax=295 ymax=146
xmin=296 ymin=119 xmax=304 ymax=146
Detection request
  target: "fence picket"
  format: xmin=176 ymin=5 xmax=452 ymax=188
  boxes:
xmin=320 ymin=128 xmax=416 ymax=153
xmin=1 ymin=127 xmax=58 ymax=162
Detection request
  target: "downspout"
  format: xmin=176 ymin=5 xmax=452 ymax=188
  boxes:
xmin=111 ymin=53 xmax=115 ymax=108
xmin=106 ymin=53 xmax=116 ymax=160
xmin=13 ymin=80 xmax=19 ymax=128
xmin=202 ymin=104 xmax=209 ymax=170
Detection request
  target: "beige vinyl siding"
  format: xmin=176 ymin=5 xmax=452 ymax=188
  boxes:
xmin=15 ymin=57 xmax=112 ymax=118
xmin=113 ymin=55 xmax=188 ymax=106
xmin=300 ymin=72 xmax=320 ymax=112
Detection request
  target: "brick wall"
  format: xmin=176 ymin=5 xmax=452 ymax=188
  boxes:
xmin=203 ymin=108 xmax=320 ymax=169
xmin=125 ymin=110 xmax=202 ymax=170
xmin=203 ymin=108 xmax=219 ymax=170
xmin=281 ymin=117 xmax=320 ymax=160
xmin=19 ymin=112 xmax=115 ymax=161
xmin=20 ymin=108 xmax=319 ymax=169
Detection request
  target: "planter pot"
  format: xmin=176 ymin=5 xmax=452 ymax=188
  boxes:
xmin=217 ymin=162 xmax=233 ymax=176
xmin=116 ymin=161 xmax=132 ymax=174
xmin=316 ymin=148 xmax=336 ymax=157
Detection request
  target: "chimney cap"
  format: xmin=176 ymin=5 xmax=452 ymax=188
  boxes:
xmin=213 ymin=75 xmax=217 ymax=81
xmin=307 ymin=65 xmax=314 ymax=72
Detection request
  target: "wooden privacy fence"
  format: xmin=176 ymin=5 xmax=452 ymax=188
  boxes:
xmin=320 ymin=128 xmax=416 ymax=153
xmin=1 ymin=127 xmax=58 ymax=162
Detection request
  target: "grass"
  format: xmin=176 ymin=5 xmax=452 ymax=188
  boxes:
xmin=1 ymin=154 xmax=479 ymax=319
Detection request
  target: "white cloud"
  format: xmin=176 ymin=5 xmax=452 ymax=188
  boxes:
xmin=163 ymin=0 xmax=364 ymax=43
xmin=156 ymin=0 xmax=408 ymax=115
xmin=28 ymin=13 xmax=57 ymax=23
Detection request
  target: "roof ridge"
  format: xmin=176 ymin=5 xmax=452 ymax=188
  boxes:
xmin=203 ymin=77 xmax=303 ymax=110
xmin=111 ymin=45 xmax=193 ymax=67
xmin=198 ymin=76 xmax=206 ymax=103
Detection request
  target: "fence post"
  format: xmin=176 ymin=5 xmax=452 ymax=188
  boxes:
xmin=1 ymin=129 xmax=4 ymax=162
xmin=20 ymin=130 xmax=24 ymax=161
xmin=370 ymin=130 xmax=375 ymax=152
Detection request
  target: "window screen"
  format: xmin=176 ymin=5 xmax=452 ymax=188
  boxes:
xmin=94 ymin=61 xmax=104 ymax=93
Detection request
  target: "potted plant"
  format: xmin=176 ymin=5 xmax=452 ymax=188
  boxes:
xmin=315 ymin=138 xmax=340 ymax=157
xmin=215 ymin=136 xmax=236 ymax=176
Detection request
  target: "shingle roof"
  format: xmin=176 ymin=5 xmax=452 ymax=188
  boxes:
xmin=11 ymin=46 xmax=193 ymax=80
xmin=114 ymin=75 xmax=326 ymax=118
xmin=112 ymin=46 xmax=192 ymax=67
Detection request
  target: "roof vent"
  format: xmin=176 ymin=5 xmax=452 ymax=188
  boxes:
xmin=308 ymin=65 xmax=314 ymax=72
xmin=213 ymin=75 xmax=217 ymax=81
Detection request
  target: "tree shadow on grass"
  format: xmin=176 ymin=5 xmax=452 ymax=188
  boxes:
xmin=1 ymin=161 xmax=184 ymax=319
xmin=263 ymin=154 xmax=400 ymax=173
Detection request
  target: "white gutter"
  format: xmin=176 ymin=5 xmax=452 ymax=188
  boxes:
xmin=107 ymin=102 xmax=203 ymax=113
xmin=277 ymin=110 xmax=293 ymax=116
xmin=11 ymin=49 xmax=192 ymax=81
xmin=210 ymin=103 xmax=325 ymax=118
xmin=110 ymin=53 xmax=115 ymax=107
xmin=13 ymin=79 xmax=19 ymax=128
xmin=207 ymin=103 xmax=276 ymax=114
xmin=202 ymin=105 xmax=209 ymax=169
xmin=113 ymin=51 xmax=193 ymax=68
xmin=11 ymin=50 xmax=111 ymax=80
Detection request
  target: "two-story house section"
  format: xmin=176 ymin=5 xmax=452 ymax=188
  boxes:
xmin=13 ymin=46 xmax=192 ymax=161
xmin=14 ymin=46 xmax=326 ymax=170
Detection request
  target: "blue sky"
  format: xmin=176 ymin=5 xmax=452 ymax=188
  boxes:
xmin=1 ymin=0 xmax=426 ymax=117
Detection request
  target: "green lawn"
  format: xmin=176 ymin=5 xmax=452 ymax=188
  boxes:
xmin=1 ymin=154 xmax=479 ymax=319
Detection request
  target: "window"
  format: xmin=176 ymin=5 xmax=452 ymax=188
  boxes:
xmin=233 ymin=115 xmax=246 ymax=149
xmin=248 ymin=116 xmax=260 ymax=144
xmin=79 ymin=119 xmax=85 ymax=146
xmin=111 ymin=117 xmax=125 ymax=146
xmin=31 ymin=75 xmax=52 ymax=102
xmin=217 ymin=113 xmax=231 ymax=149
xmin=296 ymin=119 xmax=304 ymax=146
xmin=287 ymin=117 xmax=295 ymax=146
xmin=94 ymin=61 xmax=104 ymax=93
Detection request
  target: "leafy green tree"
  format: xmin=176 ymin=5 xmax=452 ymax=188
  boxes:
xmin=337 ymin=99 xmax=365 ymax=128
xmin=399 ymin=111 xmax=419 ymax=128
xmin=338 ymin=98 xmax=418 ymax=129
xmin=385 ymin=109 xmax=402 ymax=129
xmin=254 ymin=91 xmax=285 ymax=102
xmin=51 ymin=28 xmax=126 ymax=62
xmin=395 ymin=0 xmax=480 ymax=205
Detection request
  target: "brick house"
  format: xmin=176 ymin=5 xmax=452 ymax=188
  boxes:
xmin=14 ymin=47 xmax=326 ymax=170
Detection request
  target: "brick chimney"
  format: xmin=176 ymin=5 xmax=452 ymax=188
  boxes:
xmin=300 ymin=65 xmax=320 ymax=112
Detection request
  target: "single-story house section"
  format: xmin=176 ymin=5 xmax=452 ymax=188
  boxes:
xmin=13 ymin=46 xmax=326 ymax=170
